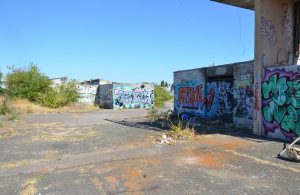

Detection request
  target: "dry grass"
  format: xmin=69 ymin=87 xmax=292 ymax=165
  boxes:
xmin=10 ymin=98 xmax=98 ymax=114
xmin=21 ymin=176 xmax=42 ymax=195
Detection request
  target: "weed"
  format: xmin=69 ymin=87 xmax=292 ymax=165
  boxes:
xmin=154 ymin=85 xmax=172 ymax=108
xmin=0 ymin=97 xmax=11 ymax=115
xmin=147 ymin=107 xmax=159 ymax=123
xmin=26 ymin=105 xmax=33 ymax=114
xmin=8 ymin=114 xmax=18 ymax=121
xmin=147 ymin=108 xmax=195 ymax=141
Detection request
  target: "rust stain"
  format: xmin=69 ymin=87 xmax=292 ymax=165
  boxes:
xmin=122 ymin=169 xmax=141 ymax=179
xmin=198 ymin=135 xmax=251 ymax=150
xmin=178 ymin=148 xmax=229 ymax=169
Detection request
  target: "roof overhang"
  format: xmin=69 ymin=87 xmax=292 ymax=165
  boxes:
xmin=211 ymin=0 xmax=254 ymax=10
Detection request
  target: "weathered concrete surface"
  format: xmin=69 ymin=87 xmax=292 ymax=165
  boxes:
xmin=0 ymin=110 xmax=300 ymax=194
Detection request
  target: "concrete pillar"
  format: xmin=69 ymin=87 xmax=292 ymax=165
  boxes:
xmin=253 ymin=0 xmax=294 ymax=137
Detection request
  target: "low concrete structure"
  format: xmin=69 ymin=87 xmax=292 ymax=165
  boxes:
xmin=77 ymin=79 xmax=112 ymax=105
xmin=98 ymin=83 xmax=155 ymax=109
xmin=174 ymin=61 xmax=254 ymax=129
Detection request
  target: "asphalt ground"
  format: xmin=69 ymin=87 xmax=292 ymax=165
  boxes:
xmin=0 ymin=109 xmax=299 ymax=195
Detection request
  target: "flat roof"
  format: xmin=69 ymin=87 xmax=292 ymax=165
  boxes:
xmin=211 ymin=0 xmax=254 ymax=10
xmin=173 ymin=60 xmax=253 ymax=74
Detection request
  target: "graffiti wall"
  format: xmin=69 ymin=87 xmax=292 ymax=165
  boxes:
xmin=77 ymin=85 xmax=98 ymax=105
xmin=113 ymin=84 xmax=154 ymax=109
xmin=174 ymin=79 xmax=234 ymax=122
xmin=262 ymin=65 xmax=300 ymax=140
xmin=233 ymin=63 xmax=254 ymax=129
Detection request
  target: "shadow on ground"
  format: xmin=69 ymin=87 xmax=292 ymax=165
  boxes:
xmin=104 ymin=119 xmax=169 ymax=132
xmin=105 ymin=117 xmax=289 ymax=146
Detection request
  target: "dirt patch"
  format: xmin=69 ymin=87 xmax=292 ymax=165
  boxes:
xmin=0 ymin=150 xmax=62 ymax=169
xmin=198 ymin=134 xmax=251 ymax=150
xmin=31 ymin=127 xmax=96 ymax=143
xmin=31 ymin=122 xmax=64 ymax=128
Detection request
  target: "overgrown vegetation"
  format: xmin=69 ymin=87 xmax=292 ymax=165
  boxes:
xmin=6 ymin=64 xmax=51 ymax=102
xmin=37 ymin=81 xmax=79 ymax=108
xmin=147 ymin=108 xmax=195 ymax=142
xmin=5 ymin=64 xmax=79 ymax=109
xmin=154 ymin=85 xmax=172 ymax=108
xmin=0 ymin=96 xmax=19 ymax=121
xmin=0 ymin=97 xmax=11 ymax=115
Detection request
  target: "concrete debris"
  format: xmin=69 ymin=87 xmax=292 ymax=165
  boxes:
xmin=286 ymin=147 xmax=300 ymax=162
xmin=155 ymin=134 xmax=173 ymax=144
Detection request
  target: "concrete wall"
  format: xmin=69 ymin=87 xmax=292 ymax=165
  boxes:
xmin=97 ymin=84 xmax=113 ymax=109
xmin=112 ymin=83 xmax=154 ymax=109
xmin=254 ymin=0 xmax=295 ymax=138
xmin=233 ymin=62 xmax=255 ymax=128
xmin=261 ymin=65 xmax=300 ymax=141
xmin=174 ymin=61 xmax=254 ymax=127
xmin=77 ymin=85 xmax=98 ymax=105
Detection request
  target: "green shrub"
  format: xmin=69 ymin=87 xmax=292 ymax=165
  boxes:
xmin=38 ymin=81 xmax=79 ymax=108
xmin=6 ymin=64 xmax=51 ymax=102
xmin=154 ymin=85 xmax=172 ymax=108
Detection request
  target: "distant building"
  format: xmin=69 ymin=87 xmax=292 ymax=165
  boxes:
xmin=97 ymin=83 xmax=154 ymax=109
xmin=81 ymin=78 xmax=112 ymax=86
xmin=50 ymin=77 xmax=68 ymax=86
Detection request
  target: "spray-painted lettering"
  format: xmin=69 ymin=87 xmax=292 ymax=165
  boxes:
xmin=262 ymin=66 xmax=300 ymax=140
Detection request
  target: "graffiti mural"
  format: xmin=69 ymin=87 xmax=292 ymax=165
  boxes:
xmin=77 ymin=85 xmax=98 ymax=105
xmin=261 ymin=17 xmax=277 ymax=49
xmin=234 ymin=85 xmax=254 ymax=120
xmin=262 ymin=65 xmax=300 ymax=140
xmin=113 ymin=85 xmax=154 ymax=109
xmin=174 ymin=80 xmax=234 ymax=122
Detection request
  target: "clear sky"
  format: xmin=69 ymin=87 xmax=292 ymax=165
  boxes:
xmin=0 ymin=0 xmax=254 ymax=84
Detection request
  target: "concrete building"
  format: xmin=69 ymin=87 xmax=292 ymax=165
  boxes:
xmin=77 ymin=79 xmax=112 ymax=105
xmin=210 ymin=0 xmax=300 ymax=141
xmin=50 ymin=77 xmax=68 ymax=86
xmin=174 ymin=61 xmax=254 ymax=129
xmin=98 ymin=83 xmax=154 ymax=109
xmin=81 ymin=78 xmax=112 ymax=86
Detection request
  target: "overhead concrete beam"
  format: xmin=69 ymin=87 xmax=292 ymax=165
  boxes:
xmin=211 ymin=0 xmax=255 ymax=10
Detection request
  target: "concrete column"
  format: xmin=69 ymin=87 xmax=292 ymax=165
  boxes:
xmin=253 ymin=0 xmax=294 ymax=137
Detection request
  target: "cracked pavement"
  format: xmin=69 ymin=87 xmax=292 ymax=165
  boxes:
xmin=0 ymin=109 xmax=300 ymax=195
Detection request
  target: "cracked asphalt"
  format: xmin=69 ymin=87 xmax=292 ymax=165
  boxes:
xmin=0 ymin=109 xmax=300 ymax=195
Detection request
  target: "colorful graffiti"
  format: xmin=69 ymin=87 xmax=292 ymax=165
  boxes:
xmin=174 ymin=80 xmax=234 ymax=122
xmin=234 ymin=85 xmax=254 ymax=120
xmin=77 ymin=85 xmax=98 ymax=105
xmin=113 ymin=85 xmax=154 ymax=109
xmin=262 ymin=66 xmax=300 ymax=140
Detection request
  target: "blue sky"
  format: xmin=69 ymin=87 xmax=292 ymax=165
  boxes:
xmin=0 ymin=0 xmax=254 ymax=83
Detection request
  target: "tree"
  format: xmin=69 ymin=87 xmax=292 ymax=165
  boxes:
xmin=160 ymin=80 xmax=165 ymax=87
